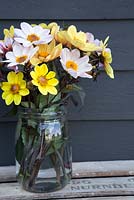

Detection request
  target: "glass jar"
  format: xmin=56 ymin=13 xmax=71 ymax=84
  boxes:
xmin=15 ymin=108 xmax=72 ymax=193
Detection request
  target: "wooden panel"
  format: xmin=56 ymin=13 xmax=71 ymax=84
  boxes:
xmin=1 ymin=161 xmax=134 ymax=183
xmin=68 ymin=71 xmax=134 ymax=120
xmin=70 ymin=121 xmax=134 ymax=161
xmin=1 ymin=176 xmax=134 ymax=199
xmin=0 ymin=0 xmax=134 ymax=19
xmin=0 ymin=122 xmax=15 ymax=166
xmin=0 ymin=20 xmax=134 ymax=71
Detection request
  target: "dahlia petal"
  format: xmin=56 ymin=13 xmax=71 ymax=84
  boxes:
xmin=30 ymin=71 xmax=38 ymax=80
xmin=1 ymin=82 xmax=11 ymax=91
xmin=28 ymin=46 xmax=39 ymax=58
xmin=71 ymin=49 xmax=80 ymax=60
xmin=34 ymin=64 xmax=46 ymax=75
xmin=34 ymin=65 xmax=41 ymax=73
xmin=14 ymin=28 xmax=26 ymax=38
xmin=38 ymin=86 xmax=48 ymax=95
xmin=14 ymin=38 xmax=31 ymax=47
xmin=8 ymin=62 xmax=18 ymax=67
xmin=67 ymin=25 xmax=77 ymax=39
xmin=68 ymin=69 xmax=78 ymax=78
xmin=19 ymin=88 xmax=29 ymax=96
xmin=86 ymin=32 xmax=94 ymax=43
xmin=60 ymin=48 xmax=70 ymax=63
xmin=46 ymin=85 xmax=57 ymax=95
xmin=13 ymin=43 xmax=23 ymax=56
xmin=47 ymin=78 xmax=59 ymax=86
xmin=78 ymin=63 xmax=92 ymax=73
xmin=78 ymin=72 xmax=92 ymax=78
xmin=5 ymin=37 xmax=13 ymax=47
xmin=21 ymin=22 xmax=33 ymax=35
xmin=33 ymin=25 xmax=43 ymax=35
xmin=32 ymin=79 xmax=39 ymax=86
xmin=17 ymin=72 xmax=23 ymax=81
xmin=2 ymin=91 xmax=10 ymax=99
xmin=5 ymin=93 xmax=14 ymax=105
xmin=76 ymin=55 xmax=89 ymax=66
xmin=14 ymin=94 xmax=21 ymax=105
xmin=46 ymin=71 xmax=56 ymax=79
xmin=6 ymin=52 xmax=15 ymax=61
xmin=34 ymin=65 xmax=43 ymax=77
xmin=30 ymin=57 xmax=41 ymax=66
xmin=7 ymin=71 xmax=16 ymax=83
xmin=20 ymin=80 xmax=26 ymax=88
xmin=104 ymin=63 xmax=114 ymax=79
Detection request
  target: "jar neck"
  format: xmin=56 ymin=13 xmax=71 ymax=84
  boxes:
xmin=18 ymin=106 xmax=67 ymax=120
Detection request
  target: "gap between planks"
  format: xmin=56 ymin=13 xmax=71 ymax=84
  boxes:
xmin=1 ymin=160 xmax=134 ymax=182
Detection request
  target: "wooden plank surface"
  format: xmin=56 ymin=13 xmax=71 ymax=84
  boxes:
xmin=1 ymin=161 xmax=134 ymax=183
xmin=0 ymin=0 xmax=134 ymax=20
xmin=1 ymin=176 xmax=134 ymax=199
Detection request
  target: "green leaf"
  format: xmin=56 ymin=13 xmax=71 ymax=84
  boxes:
xmin=69 ymin=95 xmax=78 ymax=106
xmin=62 ymin=83 xmax=82 ymax=93
xmin=27 ymin=119 xmax=37 ymax=129
xmin=15 ymin=136 xmax=24 ymax=164
xmin=46 ymin=136 xmax=64 ymax=156
xmin=21 ymin=101 xmax=36 ymax=109
xmin=21 ymin=127 xmax=28 ymax=145
xmin=21 ymin=126 xmax=39 ymax=147
xmin=48 ymin=92 xmax=61 ymax=104
xmin=77 ymin=89 xmax=86 ymax=106
xmin=37 ymin=94 xmax=48 ymax=109
xmin=63 ymin=84 xmax=86 ymax=106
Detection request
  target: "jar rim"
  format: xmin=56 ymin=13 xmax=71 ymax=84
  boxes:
xmin=18 ymin=106 xmax=66 ymax=117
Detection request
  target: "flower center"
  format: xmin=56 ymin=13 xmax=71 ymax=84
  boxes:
xmin=38 ymin=76 xmax=47 ymax=86
xmin=27 ymin=34 xmax=40 ymax=42
xmin=39 ymin=51 xmax=49 ymax=57
xmin=11 ymin=84 xmax=20 ymax=94
xmin=16 ymin=55 xmax=28 ymax=63
xmin=66 ymin=60 xmax=78 ymax=71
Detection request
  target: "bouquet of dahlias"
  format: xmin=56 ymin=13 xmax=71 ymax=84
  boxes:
xmin=0 ymin=22 xmax=114 ymax=109
xmin=0 ymin=22 xmax=114 ymax=192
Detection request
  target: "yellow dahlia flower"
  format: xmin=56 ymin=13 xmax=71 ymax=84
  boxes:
xmin=30 ymin=40 xmax=62 ymax=65
xmin=55 ymin=30 xmax=70 ymax=46
xmin=47 ymin=22 xmax=60 ymax=37
xmin=100 ymin=37 xmax=114 ymax=79
xmin=30 ymin=64 xmax=59 ymax=95
xmin=4 ymin=25 xmax=14 ymax=38
xmin=66 ymin=25 xmax=99 ymax=52
xmin=1 ymin=72 xmax=29 ymax=105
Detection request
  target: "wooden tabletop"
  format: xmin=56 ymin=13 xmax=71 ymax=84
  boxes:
xmin=1 ymin=160 xmax=134 ymax=200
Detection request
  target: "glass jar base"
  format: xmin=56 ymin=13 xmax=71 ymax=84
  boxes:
xmin=22 ymin=173 xmax=72 ymax=193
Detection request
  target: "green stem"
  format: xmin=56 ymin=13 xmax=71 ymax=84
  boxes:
xmin=25 ymin=132 xmax=50 ymax=188
xmin=28 ymin=95 xmax=31 ymax=109
xmin=55 ymin=149 xmax=67 ymax=179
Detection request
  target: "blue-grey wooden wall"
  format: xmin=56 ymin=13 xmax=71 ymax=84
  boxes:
xmin=0 ymin=0 xmax=134 ymax=165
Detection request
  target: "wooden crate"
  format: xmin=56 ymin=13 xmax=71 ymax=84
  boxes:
xmin=1 ymin=160 xmax=134 ymax=199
